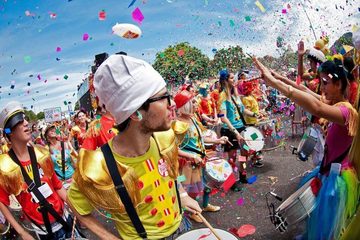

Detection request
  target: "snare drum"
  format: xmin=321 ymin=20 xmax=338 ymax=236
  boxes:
xmin=176 ymin=228 xmax=238 ymax=240
xmin=241 ymin=126 xmax=264 ymax=151
xmin=272 ymin=178 xmax=317 ymax=231
xmin=204 ymin=159 xmax=233 ymax=189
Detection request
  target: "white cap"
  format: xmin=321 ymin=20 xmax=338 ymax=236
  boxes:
xmin=94 ymin=55 xmax=166 ymax=124
xmin=0 ymin=101 xmax=25 ymax=129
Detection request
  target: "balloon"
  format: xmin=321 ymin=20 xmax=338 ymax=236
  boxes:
xmin=112 ymin=23 xmax=142 ymax=39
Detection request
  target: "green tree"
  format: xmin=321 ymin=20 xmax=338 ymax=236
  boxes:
xmin=36 ymin=111 xmax=45 ymax=120
xmin=24 ymin=110 xmax=37 ymax=122
xmin=209 ymin=45 xmax=248 ymax=74
xmin=153 ymin=42 xmax=211 ymax=84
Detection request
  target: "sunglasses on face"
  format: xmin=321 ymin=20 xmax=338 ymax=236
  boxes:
xmin=145 ymin=93 xmax=172 ymax=106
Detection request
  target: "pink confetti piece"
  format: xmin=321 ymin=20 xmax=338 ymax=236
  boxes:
xmin=132 ymin=7 xmax=144 ymax=25
xmin=49 ymin=12 xmax=57 ymax=19
xmin=99 ymin=10 xmax=106 ymax=20
xmin=56 ymin=47 xmax=62 ymax=52
xmin=37 ymin=74 xmax=41 ymax=80
xmin=83 ymin=33 xmax=89 ymax=41
xmin=237 ymin=224 xmax=256 ymax=237
xmin=282 ymin=9 xmax=287 ymax=14
xmin=236 ymin=197 xmax=244 ymax=206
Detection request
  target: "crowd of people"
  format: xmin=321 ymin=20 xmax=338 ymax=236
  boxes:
xmin=0 ymin=36 xmax=359 ymax=239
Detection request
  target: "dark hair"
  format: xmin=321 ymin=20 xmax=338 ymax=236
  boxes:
xmin=115 ymin=102 xmax=151 ymax=133
xmin=76 ymin=109 xmax=87 ymax=118
xmin=343 ymin=57 xmax=355 ymax=82
xmin=319 ymin=59 xmax=348 ymax=94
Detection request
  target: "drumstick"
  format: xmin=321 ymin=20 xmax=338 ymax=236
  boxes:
xmin=226 ymin=139 xmax=234 ymax=146
xmin=196 ymin=212 xmax=222 ymax=240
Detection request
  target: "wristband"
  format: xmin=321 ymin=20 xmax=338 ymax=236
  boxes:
xmin=180 ymin=192 xmax=188 ymax=198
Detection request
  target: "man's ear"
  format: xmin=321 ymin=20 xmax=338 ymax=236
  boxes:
xmin=130 ymin=111 xmax=143 ymax=121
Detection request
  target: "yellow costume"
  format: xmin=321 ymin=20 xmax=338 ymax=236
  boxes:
xmin=242 ymin=95 xmax=259 ymax=125
xmin=0 ymin=145 xmax=53 ymax=196
xmin=67 ymin=129 xmax=181 ymax=239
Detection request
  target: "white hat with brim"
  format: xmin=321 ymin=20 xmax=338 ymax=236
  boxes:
xmin=0 ymin=101 xmax=25 ymax=131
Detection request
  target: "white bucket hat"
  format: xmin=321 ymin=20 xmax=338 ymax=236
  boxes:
xmin=94 ymin=55 xmax=166 ymax=124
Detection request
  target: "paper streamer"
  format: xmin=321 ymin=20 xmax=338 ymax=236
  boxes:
xmin=255 ymin=1 xmax=266 ymax=13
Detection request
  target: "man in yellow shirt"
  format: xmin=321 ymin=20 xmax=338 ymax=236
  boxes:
xmin=67 ymin=55 xmax=201 ymax=239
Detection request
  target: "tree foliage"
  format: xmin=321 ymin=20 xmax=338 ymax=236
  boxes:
xmin=210 ymin=45 xmax=248 ymax=74
xmin=24 ymin=110 xmax=37 ymax=122
xmin=153 ymin=42 xmax=211 ymax=84
xmin=36 ymin=111 xmax=45 ymax=120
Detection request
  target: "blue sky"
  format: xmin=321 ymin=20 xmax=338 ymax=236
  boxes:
xmin=0 ymin=0 xmax=358 ymax=113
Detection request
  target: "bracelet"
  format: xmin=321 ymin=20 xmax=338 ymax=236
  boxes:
xmin=180 ymin=192 xmax=188 ymax=198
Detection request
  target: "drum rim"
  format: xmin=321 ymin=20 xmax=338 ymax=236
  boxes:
xmin=205 ymin=160 xmax=232 ymax=182
xmin=176 ymin=228 xmax=238 ymax=239
xmin=0 ymin=221 xmax=10 ymax=235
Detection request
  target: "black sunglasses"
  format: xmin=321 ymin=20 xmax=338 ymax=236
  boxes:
xmin=145 ymin=93 xmax=172 ymax=106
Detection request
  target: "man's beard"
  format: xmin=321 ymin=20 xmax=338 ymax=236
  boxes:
xmin=140 ymin=117 xmax=171 ymax=134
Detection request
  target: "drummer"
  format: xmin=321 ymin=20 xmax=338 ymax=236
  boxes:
xmin=253 ymin=57 xmax=359 ymax=239
xmin=241 ymin=81 xmax=265 ymax=167
xmin=217 ymin=69 xmax=261 ymax=190
xmin=173 ymin=89 xmax=228 ymax=223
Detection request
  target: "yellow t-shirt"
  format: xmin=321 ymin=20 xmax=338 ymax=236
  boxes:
xmin=67 ymin=138 xmax=181 ymax=239
xmin=242 ymin=95 xmax=259 ymax=125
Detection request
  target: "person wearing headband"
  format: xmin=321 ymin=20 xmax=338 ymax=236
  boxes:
xmin=0 ymin=101 xmax=80 ymax=239
xmin=67 ymin=55 xmax=201 ymax=240
xmin=253 ymin=57 xmax=359 ymax=239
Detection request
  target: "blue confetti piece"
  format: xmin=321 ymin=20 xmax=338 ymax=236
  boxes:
xmin=128 ymin=0 xmax=137 ymax=8
xmin=247 ymin=175 xmax=257 ymax=184
xmin=4 ymin=128 xmax=11 ymax=134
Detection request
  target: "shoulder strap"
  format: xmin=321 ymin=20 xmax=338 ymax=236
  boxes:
xmin=60 ymin=141 xmax=66 ymax=180
xmin=189 ymin=117 xmax=206 ymax=156
xmin=101 ymin=143 xmax=147 ymax=239
xmin=231 ymin=96 xmax=247 ymax=126
xmin=319 ymin=145 xmax=351 ymax=174
xmin=8 ymin=147 xmax=70 ymax=237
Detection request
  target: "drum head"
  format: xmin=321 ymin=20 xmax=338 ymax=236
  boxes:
xmin=242 ymin=127 xmax=264 ymax=151
xmin=205 ymin=159 xmax=232 ymax=182
xmin=176 ymin=228 xmax=238 ymax=240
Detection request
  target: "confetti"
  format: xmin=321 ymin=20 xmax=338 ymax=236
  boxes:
xmin=236 ymin=197 xmax=244 ymax=206
xmin=56 ymin=47 xmax=62 ymax=52
xmin=237 ymin=224 xmax=256 ymax=237
xmin=282 ymin=9 xmax=287 ymax=14
xmin=128 ymin=0 xmax=137 ymax=8
xmin=27 ymin=82 xmax=31 ymax=86
xmin=229 ymin=19 xmax=235 ymax=27
xmin=247 ymin=175 xmax=257 ymax=184
xmin=99 ymin=10 xmax=106 ymax=20
xmin=49 ymin=12 xmax=57 ymax=19
xmin=64 ymin=75 xmax=69 ymax=80
xmin=132 ymin=7 xmax=144 ymax=25
xmin=177 ymin=175 xmax=186 ymax=182
xmin=221 ymin=173 xmax=236 ymax=191
xmin=24 ymin=56 xmax=32 ymax=63
xmin=83 ymin=33 xmax=89 ymax=41
xmin=255 ymin=1 xmax=266 ymax=13
xmin=245 ymin=16 xmax=251 ymax=22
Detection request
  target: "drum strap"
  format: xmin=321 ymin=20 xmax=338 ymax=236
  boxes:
xmin=8 ymin=147 xmax=71 ymax=239
xmin=60 ymin=141 xmax=66 ymax=180
xmin=101 ymin=143 xmax=148 ymax=239
xmin=189 ymin=117 xmax=206 ymax=157
xmin=319 ymin=145 xmax=351 ymax=174
xmin=231 ymin=96 xmax=247 ymax=126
